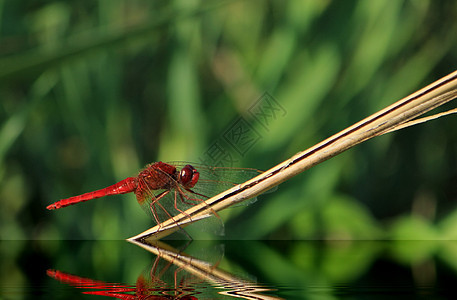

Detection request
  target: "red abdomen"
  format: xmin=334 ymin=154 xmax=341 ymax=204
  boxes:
xmin=47 ymin=177 xmax=138 ymax=210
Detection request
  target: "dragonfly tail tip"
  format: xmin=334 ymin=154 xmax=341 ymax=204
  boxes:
xmin=46 ymin=204 xmax=57 ymax=210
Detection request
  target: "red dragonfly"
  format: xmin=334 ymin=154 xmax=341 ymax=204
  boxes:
xmin=47 ymin=162 xmax=261 ymax=228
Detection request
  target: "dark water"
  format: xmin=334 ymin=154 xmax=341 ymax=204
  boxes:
xmin=1 ymin=239 xmax=456 ymax=299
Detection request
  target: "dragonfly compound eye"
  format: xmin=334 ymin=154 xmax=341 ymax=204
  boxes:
xmin=180 ymin=165 xmax=199 ymax=188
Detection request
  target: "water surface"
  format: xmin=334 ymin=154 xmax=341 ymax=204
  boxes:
xmin=1 ymin=239 xmax=456 ymax=299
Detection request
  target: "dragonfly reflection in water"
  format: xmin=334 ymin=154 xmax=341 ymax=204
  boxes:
xmin=47 ymin=162 xmax=262 ymax=234
xmin=47 ymin=240 xmax=282 ymax=300
xmin=47 ymin=250 xmax=204 ymax=299
xmin=47 ymin=268 xmax=198 ymax=299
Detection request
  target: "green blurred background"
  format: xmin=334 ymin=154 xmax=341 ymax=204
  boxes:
xmin=1 ymin=0 xmax=457 ymax=241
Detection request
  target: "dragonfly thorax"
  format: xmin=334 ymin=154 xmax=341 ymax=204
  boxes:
xmin=137 ymin=162 xmax=179 ymax=191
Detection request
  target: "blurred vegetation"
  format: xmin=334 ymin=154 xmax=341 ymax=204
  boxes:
xmin=3 ymin=1 xmax=457 ymax=298
xmin=1 ymin=0 xmax=457 ymax=243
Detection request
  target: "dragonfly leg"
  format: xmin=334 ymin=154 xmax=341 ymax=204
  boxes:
xmin=172 ymin=190 xmax=194 ymax=222
xmin=149 ymin=190 xmax=170 ymax=227
xmin=154 ymin=257 xmax=172 ymax=284
xmin=176 ymin=186 xmax=221 ymax=221
xmin=150 ymin=256 xmax=161 ymax=284
xmin=149 ymin=202 xmax=161 ymax=227
xmin=151 ymin=190 xmax=192 ymax=239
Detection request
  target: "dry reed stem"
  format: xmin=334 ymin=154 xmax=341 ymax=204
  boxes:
xmin=129 ymin=70 xmax=457 ymax=241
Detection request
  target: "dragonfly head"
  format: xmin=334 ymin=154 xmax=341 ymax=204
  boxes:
xmin=179 ymin=164 xmax=199 ymax=188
